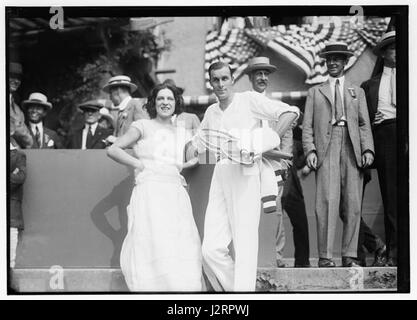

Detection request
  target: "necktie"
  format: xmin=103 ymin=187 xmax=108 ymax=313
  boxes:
xmin=86 ymin=125 xmax=93 ymax=148
xmin=116 ymin=110 xmax=124 ymax=136
xmin=391 ymin=68 xmax=396 ymax=106
xmin=35 ymin=126 xmax=41 ymax=147
xmin=334 ymin=79 xmax=343 ymax=121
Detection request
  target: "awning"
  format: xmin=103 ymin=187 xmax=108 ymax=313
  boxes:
xmin=9 ymin=17 xmax=128 ymax=38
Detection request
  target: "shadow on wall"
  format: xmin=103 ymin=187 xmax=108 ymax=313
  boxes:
xmin=90 ymin=173 xmax=134 ymax=267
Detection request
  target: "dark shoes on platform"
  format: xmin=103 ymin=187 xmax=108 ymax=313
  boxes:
xmin=372 ymin=245 xmax=387 ymax=267
xmin=294 ymin=262 xmax=312 ymax=268
xmin=318 ymin=258 xmax=336 ymax=267
xmin=318 ymin=257 xmax=361 ymax=267
xmin=276 ymin=259 xmax=287 ymax=268
xmin=342 ymin=256 xmax=361 ymax=267
xmin=386 ymin=257 xmax=397 ymax=267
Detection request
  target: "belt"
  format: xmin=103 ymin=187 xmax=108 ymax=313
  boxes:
xmin=334 ymin=120 xmax=347 ymax=127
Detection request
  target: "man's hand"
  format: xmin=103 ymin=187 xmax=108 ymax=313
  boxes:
xmin=240 ymin=149 xmax=255 ymax=166
xmin=105 ymin=135 xmax=117 ymax=145
xmin=306 ymin=152 xmax=317 ymax=170
xmin=362 ymin=151 xmax=374 ymax=168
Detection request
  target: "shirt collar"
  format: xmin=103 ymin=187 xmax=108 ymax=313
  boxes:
xmin=328 ymin=75 xmax=345 ymax=87
xmin=30 ymin=122 xmax=43 ymax=131
xmin=85 ymin=122 xmax=98 ymax=132
xmin=118 ymin=96 xmax=132 ymax=111
xmin=383 ymin=66 xmax=395 ymax=75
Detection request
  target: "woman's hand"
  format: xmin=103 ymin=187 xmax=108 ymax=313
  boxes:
xmin=134 ymin=159 xmax=145 ymax=172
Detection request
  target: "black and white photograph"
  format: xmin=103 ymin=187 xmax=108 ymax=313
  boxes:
xmin=3 ymin=1 xmax=412 ymax=302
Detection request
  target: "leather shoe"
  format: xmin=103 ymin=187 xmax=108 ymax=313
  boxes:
xmin=386 ymin=257 xmax=397 ymax=267
xmin=342 ymin=256 xmax=361 ymax=267
xmin=357 ymin=258 xmax=367 ymax=267
xmin=318 ymin=258 xmax=336 ymax=267
xmin=276 ymin=259 xmax=287 ymax=268
xmin=294 ymin=262 xmax=312 ymax=268
xmin=372 ymin=245 xmax=387 ymax=267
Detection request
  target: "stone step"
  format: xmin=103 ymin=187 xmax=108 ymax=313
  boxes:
xmin=10 ymin=266 xmax=397 ymax=293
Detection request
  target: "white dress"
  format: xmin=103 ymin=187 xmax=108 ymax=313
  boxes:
xmin=120 ymin=119 xmax=202 ymax=291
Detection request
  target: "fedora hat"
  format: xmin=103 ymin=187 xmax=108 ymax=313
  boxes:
xmin=319 ymin=42 xmax=354 ymax=58
xmin=373 ymin=31 xmax=396 ymax=55
xmin=78 ymin=99 xmax=103 ymax=112
xmin=243 ymin=57 xmax=278 ymax=74
xmin=9 ymin=62 xmax=22 ymax=76
xmin=102 ymin=75 xmax=138 ymax=93
xmin=22 ymin=92 xmax=52 ymax=110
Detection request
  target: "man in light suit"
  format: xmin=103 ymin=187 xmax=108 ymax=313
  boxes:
xmin=361 ymin=31 xmax=397 ymax=266
xmin=102 ymin=75 xmax=149 ymax=143
xmin=302 ymin=42 xmax=375 ymax=267
xmin=23 ymin=92 xmax=63 ymax=149
xmin=244 ymin=57 xmax=311 ymax=268
xmin=66 ymin=100 xmax=113 ymax=149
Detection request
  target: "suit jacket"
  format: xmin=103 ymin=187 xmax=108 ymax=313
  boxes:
xmin=114 ymin=98 xmax=149 ymax=137
xmin=10 ymin=98 xmax=33 ymax=149
xmin=28 ymin=125 xmax=63 ymax=149
xmin=360 ymin=73 xmax=382 ymax=124
xmin=302 ymin=79 xmax=374 ymax=169
xmin=10 ymin=149 xmax=26 ymax=229
xmin=67 ymin=125 xmax=113 ymax=149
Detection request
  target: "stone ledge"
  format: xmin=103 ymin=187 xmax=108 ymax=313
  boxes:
xmin=256 ymin=267 xmax=397 ymax=292
xmin=9 ymin=267 xmax=397 ymax=293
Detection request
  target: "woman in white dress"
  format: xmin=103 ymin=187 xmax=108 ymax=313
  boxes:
xmin=107 ymin=83 xmax=202 ymax=291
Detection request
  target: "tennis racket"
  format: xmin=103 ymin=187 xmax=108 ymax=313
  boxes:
xmin=197 ymin=128 xmax=254 ymax=165
xmin=197 ymin=128 xmax=292 ymax=165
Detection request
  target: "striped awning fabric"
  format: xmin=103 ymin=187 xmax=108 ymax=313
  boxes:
xmin=204 ymin=17 xmax=389 ymax=91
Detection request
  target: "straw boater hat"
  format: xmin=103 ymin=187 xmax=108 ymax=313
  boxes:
xmin=373 ymin=31 xmax=396 ymax=55
xmin=102 ymin=75 xmax=138 ymax=93
xmin=22 ymin=92 xmax=53 ymax=110
xmin=319 ymin=42 xmax=354 ymax=58
xmin=243 ymin=56 xmax=278 ymax=74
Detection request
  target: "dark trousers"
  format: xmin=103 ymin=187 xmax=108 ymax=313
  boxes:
xmin=374 ymin=121 xmax=397 ymax=259
xmin=357 ymin=170 xmax=384 ymax=261
xmin=282 ymin=165 xmax=310 ymax=265
xmin=357 ymin=217 xmax=384 ymax=261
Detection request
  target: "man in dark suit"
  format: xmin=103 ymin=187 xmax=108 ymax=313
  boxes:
xmin=360 ymin=31 xmax=397 ymax=266
xmin=9 ymin=62 xmax=33 ymax=149
xmin=102 ymin=75 xmax=149 ymax=142
xmin=67 ymin=100 xmax=113 ymax=149
xmin=302 ymin=42 xmax=375 ymax=267
xmin=23 ymin=92 xmax=63 ymax=149
xmin=10 ymin=138 xmax=27 ymax=268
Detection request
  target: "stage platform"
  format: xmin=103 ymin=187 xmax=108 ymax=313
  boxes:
xmin=10 ymin=264 xmax=397 ymax=293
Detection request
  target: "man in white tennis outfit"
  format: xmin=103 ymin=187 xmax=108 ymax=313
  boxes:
xmin=199 ymin=61 xmax=299 ymax=291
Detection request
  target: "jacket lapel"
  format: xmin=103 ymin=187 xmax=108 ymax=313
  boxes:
xmin=74 ymin=129 xmax=83 ymax=149
xmin=89 ymin=127 xmax=103 ymax=148
xmin=28 ymin=125 xmax=40 ymax=149
xmin=343 ymin=80 xmax=354 ymax=118
xmin=318 ymin=81 xmax=333 ymax=108
xmin=369 ymin=75 xmax=381 ymax=114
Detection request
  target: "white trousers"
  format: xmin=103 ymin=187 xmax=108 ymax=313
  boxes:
xmin=202 ymin=161 xmax=261 ymax=292
xmin=10 ymin=227 xmax=19 ymax=268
